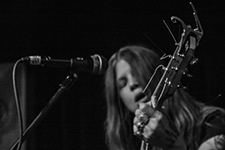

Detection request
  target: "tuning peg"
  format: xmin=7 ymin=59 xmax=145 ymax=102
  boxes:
xmin=190 ymin=57 xmax=199 ymax=65
xmin=183 ymin=69 xmax=193 ymax=78
xmin=177 ymin=83 xmax=187 ymax=90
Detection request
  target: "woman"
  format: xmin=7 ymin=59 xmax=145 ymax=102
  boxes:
xmin=104 ymin=45 xmax=225 ymax=150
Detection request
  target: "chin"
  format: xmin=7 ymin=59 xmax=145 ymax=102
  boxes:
xmin=130 ymin=104 xmax=138 ymax=113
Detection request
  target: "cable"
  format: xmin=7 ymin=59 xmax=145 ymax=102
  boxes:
xmin=12 ymin=59 xmax=24 ymax=150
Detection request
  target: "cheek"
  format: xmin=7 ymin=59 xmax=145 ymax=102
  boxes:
xmin=120 ymin=90 xmax=129 ymax=104
xmin=119 ymin=89 xmax=137 ymax=113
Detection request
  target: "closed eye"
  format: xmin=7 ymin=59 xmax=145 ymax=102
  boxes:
xmin=117 ymin=77 xmax=127 ymax=89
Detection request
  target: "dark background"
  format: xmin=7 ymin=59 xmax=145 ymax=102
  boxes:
xmin=1 ymin=0 xmax=225 ymax=150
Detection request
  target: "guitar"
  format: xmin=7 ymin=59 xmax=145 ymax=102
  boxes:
xmin=148 ymin=2 xmax=204 ymax=110
xmin=138 ymin=2 xmax=204 ymax=150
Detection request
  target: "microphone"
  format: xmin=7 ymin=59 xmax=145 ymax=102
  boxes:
xmin=21 ymin=54 xmax=108 ymax=75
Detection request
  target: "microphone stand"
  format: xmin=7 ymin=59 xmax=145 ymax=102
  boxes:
xmin=10 ymin=73 xmax=79 ymax=150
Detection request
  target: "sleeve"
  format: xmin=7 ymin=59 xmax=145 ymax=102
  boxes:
xmin=198 ymin=110 xmax=225 ymax=145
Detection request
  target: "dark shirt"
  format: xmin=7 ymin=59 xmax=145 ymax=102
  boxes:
xmin=198 ymin=110 xmax=225 ymax=146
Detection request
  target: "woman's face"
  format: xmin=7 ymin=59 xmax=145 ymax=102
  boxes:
xmin=116 ymin=59 xmax=148 ymax=113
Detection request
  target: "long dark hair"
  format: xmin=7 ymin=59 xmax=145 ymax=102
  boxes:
xmin=104 ymin=45 xmax=163 ymax=150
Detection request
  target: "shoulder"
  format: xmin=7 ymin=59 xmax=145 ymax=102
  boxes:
xmin=198 ymin=109 xmax=225 ymax=149
xmin=203 ymin=109 xmax=225 ymax=130
xmin=198 ymin=134 xmax=225 ymax=150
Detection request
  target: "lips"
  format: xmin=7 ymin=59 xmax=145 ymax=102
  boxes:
xmin=135 ymin=92 xmax=148 ymax=102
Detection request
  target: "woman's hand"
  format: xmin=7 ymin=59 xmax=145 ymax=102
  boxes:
xmin=133 ymin=102 xmax=179 ymax=150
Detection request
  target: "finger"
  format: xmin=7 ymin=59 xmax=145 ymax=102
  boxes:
xmin=135 ymin=108 xmax=142 ymax=116
xmin=133 ymin=121 xmax=145 ymax=138
xmin=135 ymin=108 xmax=149 ymax=122
xmin=133 ymin=123 xmax=138 ymax=133
xmin=141 ymin=118 xmax=158 ymax=140
xmin=134 ymin=117 xmax=159 ymax=140
xmin=151 ymin=109 xmax=163 ymax=119
xmin=133 ymin=116 xmax=138 ymax=126
xmin=140 ymin=113 xmax=150 ymax=124
xmin=139 ymin=102 xmax=145 ymax=109
xmin=133 ymin=120 xmax=140 ymax=136
xmin=149 ymin=117 xmax=158 ymax=130
xmin=142 ymin=122 xmax=154 ymax=140
xmin=151 ymin=95 xmax=157 ymax=108
xmin=133 ymin=117 xmax=144 ymax=130
xmin=140 ymin=103 xmax=154 ymax=117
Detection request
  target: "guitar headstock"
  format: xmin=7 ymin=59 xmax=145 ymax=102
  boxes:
xmin=151 ymin=2 xmax=204 ymax=109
